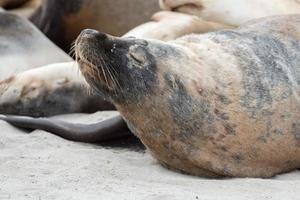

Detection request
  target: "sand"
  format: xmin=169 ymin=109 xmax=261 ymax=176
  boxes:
xmin=0 ymin=111 xmax=300 ymax=200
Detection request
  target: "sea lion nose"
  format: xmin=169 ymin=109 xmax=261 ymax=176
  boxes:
xmin=77 ymin=29 xmax=131 ymax=51
xmin=79 ymin=29 xmax=108 ymax=42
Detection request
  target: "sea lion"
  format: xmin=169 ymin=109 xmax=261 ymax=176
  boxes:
xmin=4 ymin=15 xmax=300 ymax=177
xmin=0 ymin=12 xmax=87 ymax=116
xmin=74 ymin=15 xmax=300 ymax=177
xmin=30 ymin=0 xmax=160 ymax=51
xmin=0 ymin=62 xmax=114 ymax=117
xmin=160 ymin=0 xmax=300 ymax=27
xmin=0 ymin=11 xmax=71 ymax=80
xmin=124 ymin=11 xmax=232 ymax=41
xmin=0 ymin=0 xmax=29 ymax=9
xmin=8 ymin=0 xmax=41 ymax=19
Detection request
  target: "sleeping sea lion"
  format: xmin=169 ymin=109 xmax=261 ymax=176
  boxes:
xmin=124 ymin=11 xmax=232 ymax=41
xmin=160 ymin=0 xmax=300 ymax=27
xmin=0 ymin=62 xmax=114 ymax=117
xmin=4 ymin=15 xmax=300 ymax=177
xmin=75 ymin=15 xmax=300 ymax=177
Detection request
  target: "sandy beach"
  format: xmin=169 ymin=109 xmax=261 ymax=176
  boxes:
xmin=0 ymin=111 xmax=299 ymax=200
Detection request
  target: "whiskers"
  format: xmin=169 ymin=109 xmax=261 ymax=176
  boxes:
xmin=90 ymin=48 xmax=121 ymax=92
xmin=69 ymin=40 xmax=77 ymax=59
xmin=70 ymin=41 xmax=121 ymax=93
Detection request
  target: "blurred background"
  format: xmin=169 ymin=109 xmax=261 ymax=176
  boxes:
xmin=0 ymin=0 xmax=159 ymax=51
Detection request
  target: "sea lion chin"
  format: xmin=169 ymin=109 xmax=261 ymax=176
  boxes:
xmin=75 ymin=15 xmax=300 ymax=178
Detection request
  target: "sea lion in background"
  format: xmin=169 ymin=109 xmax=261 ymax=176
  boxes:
xmin=0 ymin=12 xmax=98 ymax=116
xmin=0 ymin=0 xmax=29 ymax=8
xmin=124 ymin=11 xmax=232 ymax=41
xmin=160 ymin=0 xmax=300 ymax=26
xmin=3 ymin=15 xmax=300 ymax=177
xmin=0 ymin=11 xmax=211 ymax=117
xmin=0 ymin=11 xmax=71 ymax=80
xmin=74 ymin=15 xmax=300 ymax=177
xmin=0 ymin=62 xmax=114 ymax=117
xmin=30 ymin=0 xmax=160 ymax=51
xmin=8 ymin=0 xmax=41 ymax=18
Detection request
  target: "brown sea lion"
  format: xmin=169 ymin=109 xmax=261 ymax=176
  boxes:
xmin=74 ymin=15 xmax=300 ymax=177
xmin=30 ymin=0 xmax=160 ymax=51
xmin=160 ymin=0 xmax=300 ymax=26
xmin=4 ymin=15 xmax=300 ymax=177
xmin=8 ymin=0 xmax=41 ymax=19
xmin=0 ymin=0 xmax=29 ymax=9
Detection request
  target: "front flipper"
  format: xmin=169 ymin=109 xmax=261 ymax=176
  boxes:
xmin=0 ymin=114 xmax=131 ymax=143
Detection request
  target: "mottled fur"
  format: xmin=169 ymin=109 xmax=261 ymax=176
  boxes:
xmin=77 ymin=15 xmax=300 ymax=177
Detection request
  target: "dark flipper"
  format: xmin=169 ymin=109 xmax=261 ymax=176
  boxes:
xmin=0 ymin=114 xmax=131 ymax=143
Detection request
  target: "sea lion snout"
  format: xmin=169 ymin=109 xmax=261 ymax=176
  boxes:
xmin=76 ymin=29 xmax=109 ymax=50
xmin=76 ymin=29 xmax=142 ymax=52
xmin=78 ymin=29 xmax=108 ymax=41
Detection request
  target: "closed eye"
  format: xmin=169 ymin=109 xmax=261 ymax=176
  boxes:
xmin=130 ymin=52 xmax=145 ymax=64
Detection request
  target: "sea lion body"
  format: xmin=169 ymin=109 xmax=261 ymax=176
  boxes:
xmin=0 ymin=62 xmax=114 ymax=117
xmin=76 ymin=15 xmax=300 ymax=177
xmin=160 ymin=0 xmax=300 ymax=26
xmin=0 ymin=11 xmax=71 ymax=80
xmin=0 ymin=12 xmax=76 ymax=116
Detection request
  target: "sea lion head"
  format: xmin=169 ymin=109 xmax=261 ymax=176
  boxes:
xmin=75 ymin=29 xmax=189 ymax=105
